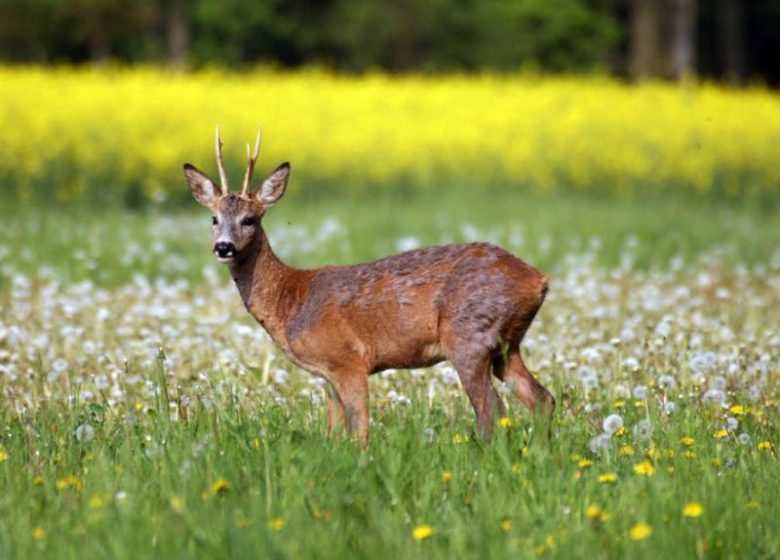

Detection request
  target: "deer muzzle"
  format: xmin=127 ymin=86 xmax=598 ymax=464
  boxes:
xmin=214 ymin=241 xmax=237 ymax=261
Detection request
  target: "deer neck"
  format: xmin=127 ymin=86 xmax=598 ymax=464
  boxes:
xmin=227 ymin=229 xmax=295 ymax=317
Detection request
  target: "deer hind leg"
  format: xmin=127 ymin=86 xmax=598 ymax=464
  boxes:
xmin=489 ymin=355 xmax=508 ymax=418
xmin=325 ymin=383 xmax=346 ymax=437
xmin=328 ymin=370 xmax=370 ymax=446
xmin=497 ymin=350 xmax=555 ymax=415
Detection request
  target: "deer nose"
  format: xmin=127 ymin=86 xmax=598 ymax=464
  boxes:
xmin=214 ymin=241 xmax=236 ymax=259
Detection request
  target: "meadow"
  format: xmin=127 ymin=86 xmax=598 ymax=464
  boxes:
xmin=1 ymin=190 xmax=779 ymax=559
xmin=0 ymin=68 xmax=779 ymax=559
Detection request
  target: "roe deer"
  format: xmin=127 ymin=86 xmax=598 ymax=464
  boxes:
xmin=183 ymin=128 xmax=554 ymax=445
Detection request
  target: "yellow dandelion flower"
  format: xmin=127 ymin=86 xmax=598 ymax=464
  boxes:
xmin=629 ymin=523 xmax=652 ymax=541
xmin=511 ymin=463 xmax=523 ymax=474
xmin=169 ymin=496 xmax=185 ymax=513
xmin=412 ymin=524 xmax=434 ymax=541
xmin=634 ymin=400 xmax=646 ymax=409
xmin=682 ymin=502 xmax=704 ymax=518
xmin=598 ymin=472 xmax=618 ymax=483
xmin=633 ymin=461 xmax=655 ymax=476
xmin=663 ymin=448 xmax=675 ymax=458
xmin=729 ymin=405 xmax=746 ymax=415
xmin=441 ymin=471 xmax=453 ymax=483
xmin=55 ymin=476 xmax=82 ymax=491
xmin=0 ymin=449 xmax=7 ymax=463
xmin=211 ymin=478 xmax=231 ymax=494
xmin=585 ymin=505 xmax=603 ymax=519
xmin=578 ymin=458 xmax=593 ymax=469
xmin=88 ymin=494 xmax=110 ymax=509
xmin=713 ymin=430 xmax=729 ymax=440
xmin=647 ymin=446 xmax=660 ymax=460
xmin=683 ymin=451 xmax=696 ymax=459
xmin=619 ymin=445 xmax=634 ymax=456
xmin=134 ymin=402 xmax=144 ymax=412
xmin=453 ymin=433 xmax=463 ymax=444
xmin=679 ymin=436 xmax=695 ymax=446
xmin=614 ymin=400 xmax=625 ymax=409
xmin=757 ymin=441 xmax=773 ymax=450
xmin=615 ymin=427 xmax=627 ymax=437
xmin=667 ymin=466 xmax=675 ymax=474
xmin=268 ymin=517 xmax=285 ymax=531
xmin=711 ymin=458 xmax=721 ymax=468
xmin=498 ymin=417 xmax=513 ymax=430
xmin=501 ymin=519 xmax=512 ymax=532
xmin=31 ymin=527 xmax=46 ymax=540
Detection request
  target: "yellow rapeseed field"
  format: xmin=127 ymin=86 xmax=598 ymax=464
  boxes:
xmin=1 ymin=66 xmax=779 ymax=203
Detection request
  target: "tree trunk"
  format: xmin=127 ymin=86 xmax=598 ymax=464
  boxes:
xmin=630 ymin=0 xmax=661 ymax=80
xmin=671 ymin=0 xmax=697 ymax=81
xmin=167 ymin=0 xmax=189 ymax=68
xmin=718 ymin=0 xmax=745 ymax=84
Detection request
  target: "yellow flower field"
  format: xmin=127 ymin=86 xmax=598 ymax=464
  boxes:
xmin=1 ymin=66 xmax=779 ymax=203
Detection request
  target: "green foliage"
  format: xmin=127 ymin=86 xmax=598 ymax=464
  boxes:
xmin=0 ymin=0 xmax=619 ymax=72
xmin=325 ymin=0 xmax=619 ymax=72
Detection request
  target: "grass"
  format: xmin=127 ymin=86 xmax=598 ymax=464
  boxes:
xmin=3 ymin=398 xmax=777 ymax=559
xmin=0 ymin=190 xmax=778 ymax=559
xmin=2 ymin=186 xmax=779 ymax=286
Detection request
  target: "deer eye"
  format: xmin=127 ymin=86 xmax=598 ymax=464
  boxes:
xmin=240 ymin=216 xmax=257 ymax=227
xmin=211 ymin=216 xmax=218 ymax=226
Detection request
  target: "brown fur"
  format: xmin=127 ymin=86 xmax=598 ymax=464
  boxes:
xmin=184 ymin=140 xmax=554 ymax=445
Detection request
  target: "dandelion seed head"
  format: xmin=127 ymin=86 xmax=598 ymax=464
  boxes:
xmin=589 ymin=433 xmax=612 ymax=453
xmin=74 ymin=423 xmax=95 ymax=442
xmin=657 ymin=375 xmax=676 ymax=389
xmin=632 ymin=420 xmax=653 ymax=441
xmin=602 ymin=414 xmax=624 ymax=435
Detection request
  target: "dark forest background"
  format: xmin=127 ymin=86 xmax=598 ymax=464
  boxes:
xmin=0 ymin=0 xmax=777 ymax=85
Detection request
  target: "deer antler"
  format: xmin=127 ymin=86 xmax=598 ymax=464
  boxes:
xmin=215 ymin=125 xmax=229 ymax=192
xmin=241 ymin=128 xmax=262 ymax=197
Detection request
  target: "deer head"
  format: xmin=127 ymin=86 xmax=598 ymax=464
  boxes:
xmin=183 ymin=127 xmax=290 ymax=263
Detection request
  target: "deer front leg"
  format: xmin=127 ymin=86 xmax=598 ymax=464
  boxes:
xmin=329 ymin=370 xmax=370 ymax=446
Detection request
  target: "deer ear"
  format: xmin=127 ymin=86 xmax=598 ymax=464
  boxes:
xmin=256 ymin=162 xmax=290 ymax=206
xmin=183 ymin=163 xmax=220 ymax=207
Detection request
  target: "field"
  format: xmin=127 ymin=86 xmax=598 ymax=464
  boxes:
xmin=2 ymin=67 xmax=780 ymax=205
xmin=1 ymin=187 xmax=779 ymax=559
